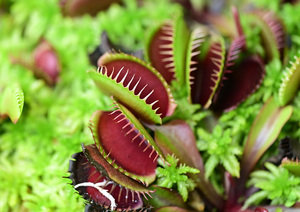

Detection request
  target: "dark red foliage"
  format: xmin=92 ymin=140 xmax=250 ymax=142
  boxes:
xmin=94 ymin=111 xmax=157 ymax=178
xmin=98 ymin=57 xmax=172 ymax=118
xmin=86 ymin=170 xmax=141 ymax=209
xmin=147 ymin=24 xmax=176 ymax=84
xmin=68 ymin=152 xmax=144 ymax=210
xmin=212 ymin=55 xmax=265 ymax=112
xmin=191 ymin=41 xmax=223 ymax=107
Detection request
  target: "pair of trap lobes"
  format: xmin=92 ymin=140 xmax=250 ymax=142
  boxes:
xmin=146 ymin=10 xmax=271 ymax=112
xmin=70 ymin=7 xmax=286 ymax=210
xmin=71 ymin=52 xmax=177 ymax=211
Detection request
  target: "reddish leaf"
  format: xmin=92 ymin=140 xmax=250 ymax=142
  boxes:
xmin=93 ymin=53 xmax=176 ymax=123
xmin=185 ymin=27 xmax=207 ymax=102
xmin=190 ymin=35 xmax=225 ymax=108
xmin=146 ymin=23 xmax=176 ymax=84
xmin=145 ymin=12 xmax=190 ymax=86
xmin=90 ymin=110 xmax=158 ymax=185
xmin=212 ymin=55 xmax=265 ymax=112
xmin=68 ymin=145 xmax=152 ymax=211
xmin=249 ymin=11 xmax=286 ymax=61
xmin=258 ymin=11 xmax=286 ymax=60
xmin=60 ymin=0 xmax=121 ymax=17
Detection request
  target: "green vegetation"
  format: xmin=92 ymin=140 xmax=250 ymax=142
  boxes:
xmin=1 ymin=0 xmax=300 ymax=211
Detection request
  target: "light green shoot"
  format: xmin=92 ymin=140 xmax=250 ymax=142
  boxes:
xmin=243 ymin=162 xmax=300 ymax=209
xmin=156 ymin=155 xmax=200 ymax=202
xmin=197 ymin=125 xmax=242 ymax=179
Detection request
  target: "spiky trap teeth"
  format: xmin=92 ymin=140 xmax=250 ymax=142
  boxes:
xmin=89 ymin=105 xmax=163 ymax=185
xmin=212 ymin=55 xmax=265 ymax=112
xmin=145 ymin=11 xmax=190 ymax=86
xmin=278 ymin=53 xmax=300 ymax=106
xmin=188 ymin=33 xmax=225 ymax=108
xmin=68 ymin=144 xmax=154 ymax=211
xmin=69 ymin=152 xmax=143 ymax=211
xmin=89 ymin=52 xmax=176 ymax=124
xmin=145 ymin=22 xmax=176 ymax=84
xmin=249 ymin=10 xmax=286 ymax=61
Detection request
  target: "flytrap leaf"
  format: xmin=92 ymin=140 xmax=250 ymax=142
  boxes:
xmin=211 ymin=7 xmax=264 ymax=111
xmin=185 ymin=27 xmax=207 ymax=103
xmin=239 ymin=97 xmax=293 ymax=188
xmin=145 ymin=11 xmax=190 ymax=85
xmin=89 ymin=52 xmax=176 ymax=124
xmin=248 ymin=11 xmax=286 ymax=62
xmin=89 ymin=101 xmax=165 ymax=185
xmin=212 ymin=54 xmax=265 ymax=112
xmin=281 ymin=157 xmax=300 ymax=177
xmin=68 ymin=144 xmax=154 ymax=211
xmin=188 ymin=32 xmax=225 ymax=108
xmin=278 ymin=54 xmax=300 ymax=106
xmin=0 ymin=83 xmax=24 ymax=124
xmin=279 ymin=137 xmax=300 ymax=160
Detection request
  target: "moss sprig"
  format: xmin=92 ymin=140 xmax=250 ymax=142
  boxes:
xmin=156 ymin=155 xmax=200 ymax=202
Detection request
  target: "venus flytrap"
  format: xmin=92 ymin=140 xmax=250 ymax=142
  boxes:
xmin=66 ymin=4 xmax=299 ymax=212
xmin=281 ymin=158 xmax=300 ymax=176
xmin=0 ymin=83 xmax=24 ymax=124
xmin=3 ymin=0 xmax=300 ymax=211
xmin=217 ymin=58 xmax=283 ymax=139
xmin=278 ymin=53 xmax=300 ymax=106
xmin=237 ymin=98 xmax=292 ymax=181
xmin=68 ymin=52 xmax=180 ymax=211
xmin=74 ymin=181 xmax=117 ymax=211
xmin=1 ymin=1 xmax=182 ymax=212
